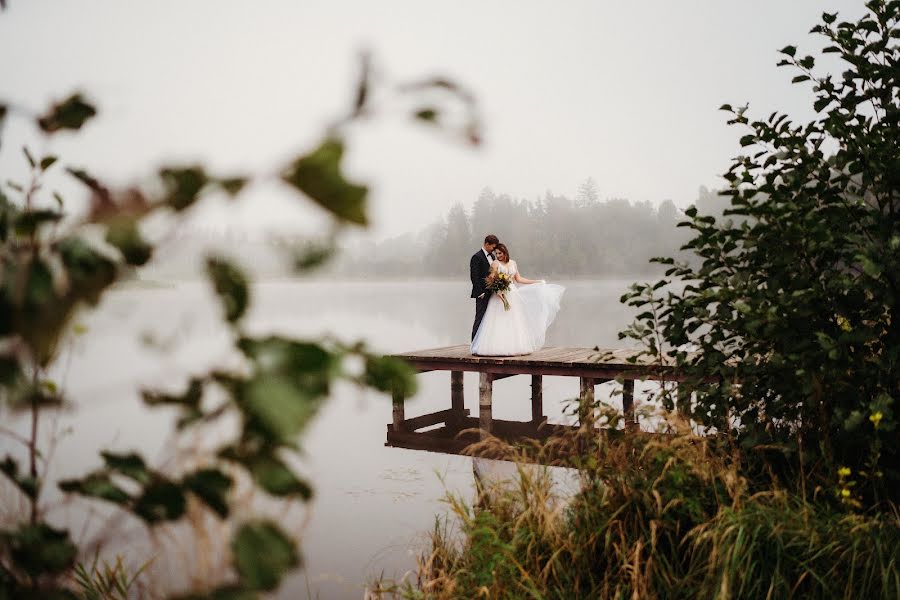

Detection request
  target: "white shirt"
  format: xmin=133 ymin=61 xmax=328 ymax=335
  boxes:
xmin=483 ymin=248 xmax=494 ymax=264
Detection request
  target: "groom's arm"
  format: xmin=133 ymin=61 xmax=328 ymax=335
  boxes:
xmin=470 ymin=254 xmax=486 ymax=298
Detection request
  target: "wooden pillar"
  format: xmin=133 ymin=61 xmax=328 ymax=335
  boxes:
xmin=392 ymin=387 xmax=405 ymax=432
xmin=579 ymin=377 xmax=595 ymax=427
xmin=622 ymin=378 xmax=636 ymax=431
xmin=675 ymin=383 xmax=690 ymax=417
xmin=479 ymin=372 xmax=493 ymax=438
xmin=450 ymin=371 xmax=464 ymax=430
xmin=530 ymin=375 xmax=544 ymax=424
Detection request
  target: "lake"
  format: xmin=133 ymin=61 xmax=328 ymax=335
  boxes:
xmin=1 ymin=278 xmax=657 ymax=598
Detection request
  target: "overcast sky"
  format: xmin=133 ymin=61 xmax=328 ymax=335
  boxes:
xmin=0 ymin=0 xmax=866 ymax=240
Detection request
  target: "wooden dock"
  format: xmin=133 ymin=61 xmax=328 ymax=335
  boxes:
xmin=387 ymin=344 xmax=689 ymax=453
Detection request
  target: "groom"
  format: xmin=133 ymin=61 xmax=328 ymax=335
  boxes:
xmin=470 ymin=234 xmax=499 ymax=340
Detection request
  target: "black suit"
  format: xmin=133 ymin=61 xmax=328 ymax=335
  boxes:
xmin=470 ymin=249 xmax=493 ymax=340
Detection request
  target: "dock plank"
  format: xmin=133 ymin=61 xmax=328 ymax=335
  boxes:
xmin=392 ymin=345 xmax=688 ymax=382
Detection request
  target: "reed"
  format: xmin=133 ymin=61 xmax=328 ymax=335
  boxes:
xmin=378 ymin=415 xmax=900 ymax=599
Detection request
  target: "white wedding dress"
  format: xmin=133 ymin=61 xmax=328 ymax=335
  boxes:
xmin=470 ymin=260 xmax=565 ymax=356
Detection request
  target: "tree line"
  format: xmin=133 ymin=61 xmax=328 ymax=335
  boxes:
xmin=335 ymin=182 xmax=724 ymax=278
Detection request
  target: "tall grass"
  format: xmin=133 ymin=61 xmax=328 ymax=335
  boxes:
xmin=377 ymin=414 xmax=900 ymax=599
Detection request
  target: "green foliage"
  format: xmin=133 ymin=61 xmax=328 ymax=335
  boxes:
xmin=281 ymin=137 xmax=369 ymax=226
xmin=37 ymin=93 xmax=97 ymax=134
xmin=403 ymin=431 xmax=900 ymax=600
xmin=206 ymin=257 xmax=249 ymax=323
xmin=2 ymin=523 xmax=78 ymax=577
xmin=231 ymin=521 xmax=299 ymax=591
xmin=620 ymin=1 xmax=899 ymax=505
xmin=0 ymin=53 xmax=476 ymax=597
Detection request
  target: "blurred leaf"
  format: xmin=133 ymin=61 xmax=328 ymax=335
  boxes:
xmin=105 ymin=217 xmax=152 ymax=266
xmin=206 ymin=257 xmax=249 ymax=323
xmin=101 ymin=450 xmax=152 ymax=485
xmin=232 ymin=521 xmax=298 ymax=591
xmin=14 ymin=209 xmax=63 ymax=236
xmin=245 ymin=455 xmax=312 ymax=500
xmin=142 ymin=377 xmax=204 ymax=429
xmin=364 ymin=355 xmax=417 ymax=398
xmin=414 ymin=107 xmax=439 ymax=122
xmin=2 ymin=523 xmax=77 ymax=576
xmin=293 ymin=240 xmax=334 ymax=271
xmin=0 ymin=455 xmax=38 ymax=500
xmin=160 ymin=166 xmax=208 ymax=212
xmin=282 ymin=138 xmax=368 ymax=226
xmin=57 ymin=237 xmax=118 ymax=306
xmin=40 ymin=155 xmax=58 ymax=171
xmin=52 ymin=191 xmax=64 ymax=209
xmin=133 ymin=480 xmax=186 ymax=523
xmin=182 ymin=468 xmax=233 ymax=518
xmin=239 ymin=375 xmax=323 ymax=443
xmin=59 ymin=472 xmax=130 ymax=504
xmin=218 ymin=177 xmax=247 ymax=197
xmin=37 ymin=93 xmax=97 ymax=133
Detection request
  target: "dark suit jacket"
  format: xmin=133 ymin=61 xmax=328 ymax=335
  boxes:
xmin=470 ymin=250 xmax=491 ymax=298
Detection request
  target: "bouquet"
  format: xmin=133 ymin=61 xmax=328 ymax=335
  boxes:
xmin=485 ymin=271 xmax=512 ymax=310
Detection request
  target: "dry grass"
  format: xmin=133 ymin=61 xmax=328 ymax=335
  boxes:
xmin=373 ymin=411 xmax=900 ymax=600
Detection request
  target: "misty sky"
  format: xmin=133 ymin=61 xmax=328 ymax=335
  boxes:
xmin=0 ymin=1 xmax=866 ymax=240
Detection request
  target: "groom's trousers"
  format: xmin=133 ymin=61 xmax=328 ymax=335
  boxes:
xmin=472 ymin=294 xmax=490 ymax=341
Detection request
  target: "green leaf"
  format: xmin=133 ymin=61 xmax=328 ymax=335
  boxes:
xmin=245 ymin=455 xmax=313 ymax=499
xmin=57 ymin=237 xmax=118 ymax=306
xmin=40 ymin=155 xmax=58 ymax=171
xmin=133 ymin=480 xmax=186 ymax=523
xmin=37 ymin=93 xmax=97 ymax=133
xmin=281 ymin=138 xmax=369 ymax=226
xmin=160 ymin=166 xmax=208 ymax=212
xmin=59 ymin=472 xmax=130 ymax=504
xmin=219 ymin=177 xmax=247 ymax=197
xmin=13 ymin=209 xmax=63 ymax=236
xmin=3 ymin=523 xmax=77 ymax=576
xmin=105 ymin=217 xmax=153 ymax=266
xmin=739 ymin=134 xmax=756 ymax=147
xmin=414 ymin=107 xmax=439 ymax=122
xmin=779 ymin=45 xmax=797 ymax=57
xmin=791 ymin=75 xmax=810 ymax=83
xmin=232 ymin=521 xmax=298 ymax=591
xmin=239 ymin=375 xmax=323 ymax=443
xmin=364 ymin=355 xmax=418 ymax=398
xmin=206 ymin=257 xmax=249 ymax=323
xmin=142 ymin=378 xmax=204 ymax=428
xmin=718 ymin=104 xmax=733 ymax=111
xmin=0 ymin=456 xmax=38 ymax=500
xmin=101 ymin=450 xmax=152 ymax=485
xmin=182 ymin=468 xmax=233 ymax=518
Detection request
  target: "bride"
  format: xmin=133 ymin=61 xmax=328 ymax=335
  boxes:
xmin=471 ymin=243 xmax=565 ymax=356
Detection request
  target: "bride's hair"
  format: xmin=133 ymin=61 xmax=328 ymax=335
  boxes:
xmin=495 ymin=243 xmax=510 ymax=261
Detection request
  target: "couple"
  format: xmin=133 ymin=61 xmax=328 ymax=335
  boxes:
xmin=469 ymin=234 xmax=565 ymax=356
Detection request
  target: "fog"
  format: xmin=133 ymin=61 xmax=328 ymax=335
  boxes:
xmin=0 ymin=0 xmax=865 ymax=244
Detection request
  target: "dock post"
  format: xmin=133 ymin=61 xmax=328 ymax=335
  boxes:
xmin=622 ymin=379 xmax=637 ymax=431
xmin=531 ymin=375 xmax=544 ymax=425
xmin=675 ymin=383 xmax=690 ymax=418
xmin=392 ymin=387 xmax=405 ymax=432
xmin=450 ymin=371 xmax=464 ymax=430
xmin=479 ymin=372 xmax=493 ymax=439
xmin=579 ymin=377 xmax=595 ymax=428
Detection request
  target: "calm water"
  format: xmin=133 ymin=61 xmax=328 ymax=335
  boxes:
xmin=1 ymin=278 xmax=657 ymax=598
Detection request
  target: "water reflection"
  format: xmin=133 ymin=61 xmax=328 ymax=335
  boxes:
xmin=0 ymin=277 xmax=648 ymax=599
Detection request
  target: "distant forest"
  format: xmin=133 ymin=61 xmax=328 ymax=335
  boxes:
xmin=334 ymin=181 xmax=723 ymax=278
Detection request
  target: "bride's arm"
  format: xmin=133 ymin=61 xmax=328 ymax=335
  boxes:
xmin=513 ymin=261 xmax=542 ymax=284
